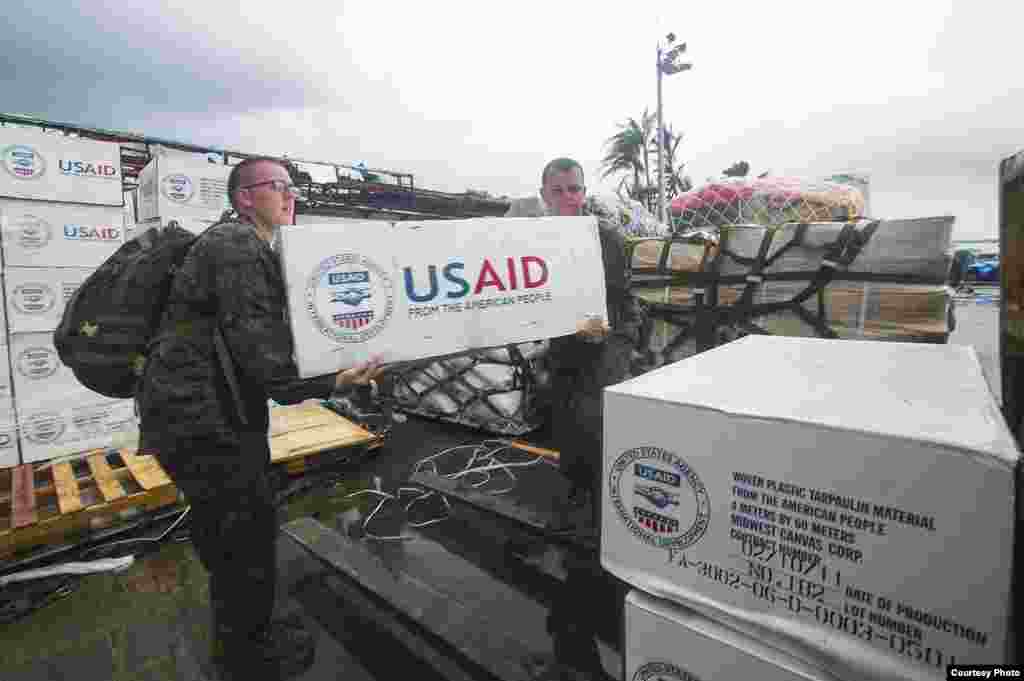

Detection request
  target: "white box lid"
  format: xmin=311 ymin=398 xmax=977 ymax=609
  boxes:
xmin=609 ymin=335 xmax=1019 ymax=463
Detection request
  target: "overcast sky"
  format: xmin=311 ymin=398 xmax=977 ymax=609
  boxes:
xmin=2 ymin=0 xmax=1021 ymax=239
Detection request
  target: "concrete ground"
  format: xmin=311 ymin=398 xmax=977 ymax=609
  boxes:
xmin=949 ymin=287 xmax=1001 ymax=401
xmin=0 ymin=475 xmax=389 ymax=681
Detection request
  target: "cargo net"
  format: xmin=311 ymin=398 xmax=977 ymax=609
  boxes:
xmin=671 ymin=177 xmax=866 ymax=230
xmin=632 ymin=217 xmax=955 ymax=368
xmin=385 ymin=342 xmax=551 ymax=436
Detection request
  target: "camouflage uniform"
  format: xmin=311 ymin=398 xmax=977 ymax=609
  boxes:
xmin=509 ymin=198 xmax=644 ymax=677
xmin=506 ymin=197 xmax=644 ymax=513
xmin=136 ymin=219 xmax=336 ymax=673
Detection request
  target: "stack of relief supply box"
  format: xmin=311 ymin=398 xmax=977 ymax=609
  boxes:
xmin=135 ymin=146 xmax=231 ymax=235
xmin=0 ymin=125 xmax=139 ymax=465
xmin=608 ymin=335 xmax=1019 ymax=681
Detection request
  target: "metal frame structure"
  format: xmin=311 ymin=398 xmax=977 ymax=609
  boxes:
xmin=0 ymin=112 xmax=511 ymax=222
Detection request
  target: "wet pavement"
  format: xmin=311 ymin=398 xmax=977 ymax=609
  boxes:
xmin=950 ymin=286 xmax=1001 ymax=402
xmin=0 ymin=415 xmax=621 ymax=681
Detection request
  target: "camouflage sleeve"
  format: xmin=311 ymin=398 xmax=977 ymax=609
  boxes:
xmin=600 ymin=221 xmax=643 ymax=347
xmin=201 ymin=226 xmax=338 ymax=405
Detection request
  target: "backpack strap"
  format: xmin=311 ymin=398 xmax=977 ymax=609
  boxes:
xmin=162 ymin=220 xmax=250 ymax=428
xmin=213 ymin=325 xmax=249 ymax=428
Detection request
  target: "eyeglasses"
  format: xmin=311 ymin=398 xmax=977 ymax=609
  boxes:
xmin=239 ymin=179 xmax=301 ymax=197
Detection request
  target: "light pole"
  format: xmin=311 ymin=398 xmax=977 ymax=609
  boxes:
xmin=657 ymin=34 xmax=691 ymax=226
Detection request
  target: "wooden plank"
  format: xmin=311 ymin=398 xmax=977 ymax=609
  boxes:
xmin=282 ymin=517 xmax=550 ymax=681
xmin=86 ymin=453 xmax=125 ymax=504
xmin=11 ymin=465 xmax=36 ymax=529
xmin=51 ymin=463 xmax=83 ymax=514
xmin=269 ymin=404 xmax=378 ymax=464
xmin=119 ymin=449 xmax=171 ymax=489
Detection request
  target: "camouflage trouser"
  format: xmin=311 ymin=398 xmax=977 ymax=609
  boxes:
xmin=154 ymin=435 xmax=277 ymax=660
xmin=550 ymin=336 xmax=633 ymax=531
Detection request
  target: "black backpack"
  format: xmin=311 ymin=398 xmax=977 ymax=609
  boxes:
xmin=55 ymin=219 xmax=250 ymax=425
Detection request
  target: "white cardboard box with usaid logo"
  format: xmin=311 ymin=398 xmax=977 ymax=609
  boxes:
xmin=137 ymin=148 xmax=230 ymax=234
xmin=0 ymin=342 xmax=13 ymax=411
xmin=602 ymin=336 xmax=1019 ymax=681
xmin=9 ymin=332 xmax=106 ymax=408
xmin=625 ymin=590 xmax=835 ymax=681
xmin=0 ymin=127 xmax=123 ymax=206
xmin=17 ymin=399 xmax=138 ymax=464
xmin=0 ymin=410 xmax=20 ymax=467
xmin=4 ymin=267 xmax=93 ymax=334
xmin=278 ymin=216 xmax=607 ymax=378
xmin=0 ymin=199 xmax=123 ymax=267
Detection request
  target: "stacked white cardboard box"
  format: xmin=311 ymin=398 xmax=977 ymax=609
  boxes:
xmin=0 ymin=126 xmax=138 ymax=465
xmin=607 ymin=336 xmax=1019 ymax=680
xmin=135 ymin=145 xmax=231 ymax=235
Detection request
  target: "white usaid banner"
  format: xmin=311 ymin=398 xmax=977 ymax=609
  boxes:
xmin=0 ymin=200 xmax=124 ymax=268
xmin=279 ymin=217 xmax=607 ymax=377
xmin=137 ymin=147 xmax=230 ymax=234
xmin=601 ymin=336 xmax=1020 ymax=681
xmin=0 ymin=127 xmax=122 ymax=206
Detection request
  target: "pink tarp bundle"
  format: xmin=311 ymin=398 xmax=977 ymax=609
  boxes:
xmin=671 ymin=177 xmax=866 ymax=229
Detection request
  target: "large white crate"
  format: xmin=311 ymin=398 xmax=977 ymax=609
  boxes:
xmin=4 ymin=267 xmax=92 ymax=334
xmin=602 ymin=336 xmax=1019 ymax=679
xmin=137 ymin=148 xmax=230 ymax=234
xmin=0 ymin=127 xmax=123 ymax=206
xmin=625 ymin=590 xmax=834 ymax=681
xmin=17 ymin=399 xmax=137 ymax=464
xmin=9 ymin=332 xmax=107 ymax=408
xmin=0 ymin=199 xmax=123 ymax=268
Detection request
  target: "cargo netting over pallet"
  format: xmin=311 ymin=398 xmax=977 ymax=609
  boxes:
xmin=629 ymin=215 xmax=956 ymax=370
xmin=384 ymin=343 xmax=551 ymax=437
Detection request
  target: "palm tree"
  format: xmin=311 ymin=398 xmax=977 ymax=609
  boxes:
xmin=602 ymin=112 xmax=692 ymax=214
xmin=601 ymin=110 xmax=657 ymax=209
xmin=658 ymin=124 xmax=692 ymax=199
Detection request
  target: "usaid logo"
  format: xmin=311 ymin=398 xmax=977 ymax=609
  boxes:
xmin=161 ymin=174 xmax=195 ymax=203
xmin=58 ymin=160 xmax=119 ymax=180
xmin=16 ymin=346 xmax=60 ymax=380
xmin=12 ymin=282 xmax=56 ymax=315
xmin=2 ymin=145 xmax=46 ymax=180
xmin=633 ymin=661 xmax=702 ymax=681
xmin=610 ymin=446 xmax=710 ymax=552
xmin=11 ymin=214 xmax=53 ymax=250
xmin=63 ymin=224 xmax=121 ymax=241
xmin=307 ymin=253 xmax=394 ymax=343
xmin=24 ymin=411 xmax=66 ymax=445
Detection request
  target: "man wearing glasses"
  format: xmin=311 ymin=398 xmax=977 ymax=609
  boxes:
xmin=137 ymin=157 xmax=382 ymax=679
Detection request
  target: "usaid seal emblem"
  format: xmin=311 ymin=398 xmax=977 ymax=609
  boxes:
xmin=610 ymin=446 xmax=710 ymax=551
xmin=16 ymin=346 xmax=60 ymax=380
xmin=307 ymin=253 xmax=394 ymax=343
xmin=12 ymin=282 xmax=56 ymax=315
xmin=24 ymin=411 xmax=65 ymax=445
xmin=2 ymin=145 xmax=46 ymax=180
xmin=161 ymin=173 xmax=195 ymax=203
xmin=11 ymin=214 xmax=52 ymax=250
xmin=633 ymin=661 xmax=701 ymax=681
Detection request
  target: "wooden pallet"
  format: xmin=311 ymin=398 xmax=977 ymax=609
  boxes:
xmin=0 ymin=449 xmax=180 ymax=561
xmin=270 ymin=402 xmax=382 ymax=475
